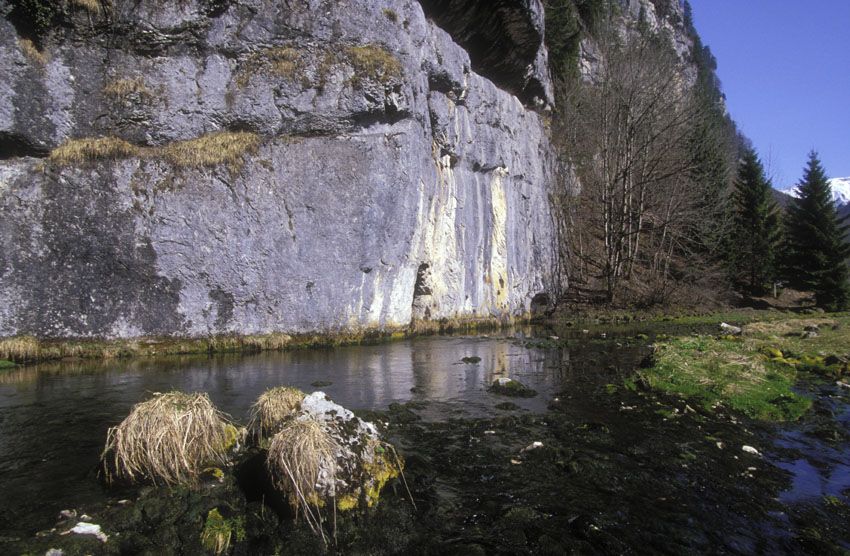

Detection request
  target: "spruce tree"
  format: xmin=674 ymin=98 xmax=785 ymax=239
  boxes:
xmin=783 ymin=152 xmax=850 ymax=310
xmin=729 ymin=148 xmax=782 ymax=296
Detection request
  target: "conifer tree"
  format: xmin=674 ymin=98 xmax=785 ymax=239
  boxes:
xmin=782 ymin=152 xmax=850 ymax=310
xmin=729 ymin=148 xmax=782 ymax=295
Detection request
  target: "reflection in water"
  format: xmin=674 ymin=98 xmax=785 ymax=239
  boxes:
xmin=772 ymin=394 xmax=850 ymax=503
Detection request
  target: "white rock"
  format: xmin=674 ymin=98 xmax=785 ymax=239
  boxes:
xmin=837 ymin=381 xmax=850 ymax=389
xmin=45 ymin=550 xmax=64 ymax=556
xmin=521 ymin=441 xmax=544 ymax=452
xmin=70 ymin=522 xmax=107 ymax=543
xmin=58 ymin=510 xmax=76 ymax=520
xmin=742 ymin=445 xmax=761 ymax=457
xmin=716 ymin=442 xmax=724 ymax=450
xmin=719 ymin=322 xmax=742 ymax=335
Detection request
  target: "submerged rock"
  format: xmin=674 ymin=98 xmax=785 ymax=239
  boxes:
xmin=68 ymin=523 xmax=107 ymax=543
xmin=489 ymin=377 xmax=537 ymax=398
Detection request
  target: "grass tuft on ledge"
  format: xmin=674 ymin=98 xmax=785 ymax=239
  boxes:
xmin=102 ymin=76 xmax=153 ymax=99
xmin=69 ymin=0 xmax=107 ymax=14
xmin=18 ymin=38 xmax=48 ymax=65
xmin=158 ymin=131 xmax=260 ymax=170
xmin=48 ymin=136 xmax=139 ymax=165
xmin=46 ymin=131 xmax=260 ymax=170
xmin=346 ymin=45 xmax=402 ymax=86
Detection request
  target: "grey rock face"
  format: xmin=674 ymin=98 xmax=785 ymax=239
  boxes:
xmin=0 ymin=0 xmax=558 ymax=338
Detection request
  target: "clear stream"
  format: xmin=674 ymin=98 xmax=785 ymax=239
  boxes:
xmin=0 ymin=325 xmax=848 ymax=549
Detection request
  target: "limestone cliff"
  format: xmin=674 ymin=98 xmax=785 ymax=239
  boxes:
xmin=0 ymin=0 xmax=558 ymax=338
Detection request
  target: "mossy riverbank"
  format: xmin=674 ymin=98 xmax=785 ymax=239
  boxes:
xmin=0 ymin=317 xmax=515 ymax=366
xmin=632 ymin=316 xmax=850 ymax=422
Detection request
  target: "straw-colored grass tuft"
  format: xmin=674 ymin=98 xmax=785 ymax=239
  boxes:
xmin=267 ymin=418 xmax=339 ymax=531
xmin=70 ymin=0 xmax=106 ymax=14
xmin=101 ymin=391 xmax=237 ymax=485
xmin=48 ymin=136 xmax=139 ymax=166
xmin=103 ymin=76 xmax=153 ymax=99
xmin=158 ymin=131 xmax=260 ymax=170
xmin=249 ymin=386 xmax=305 ymax=443
xmin=0 ymin=335 xmax=40 ymax=362
xmin=18 ymin=38 xmax=48 ymax=65
xmin=346 ymin=45 xmax=402 ymax=86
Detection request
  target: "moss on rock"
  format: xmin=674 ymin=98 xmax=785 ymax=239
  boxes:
xmin=489 ymin=378 xmax=537 ymax=398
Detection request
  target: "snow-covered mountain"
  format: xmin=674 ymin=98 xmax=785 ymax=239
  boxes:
xmin=780 ymin=177 xmax=850 ymax=206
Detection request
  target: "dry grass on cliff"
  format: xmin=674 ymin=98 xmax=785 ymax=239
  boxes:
xmin=346 ymin=45 xmax=402 ymax=86
xmin=49 ymin=136 xmax=140 ymax=165
xmin=47 ymin=131 xmax=260 ymax=169
xmin=18 ymin=38 xmax=48 ymax=65
xmin=158 ymin=131 xmax=260 ymax=170
xmin=70 ymin=0 xmax=106 ymax=14
xmin=101 ymin=391 xmax=237 ymax=485
xmin=249 ymin=386 xmax=305 ymax=444
xmin=236 ymin=47 xmax=304 ymax=88
xmin=103 ymin=76 xmax=153 ymax=99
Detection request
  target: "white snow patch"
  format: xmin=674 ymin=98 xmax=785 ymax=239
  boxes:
xmin=780 ymin=177 xmax=850 ymax=206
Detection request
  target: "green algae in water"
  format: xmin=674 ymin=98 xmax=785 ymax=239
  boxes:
xmin=0 ymin=359 xmax=15 ymax=369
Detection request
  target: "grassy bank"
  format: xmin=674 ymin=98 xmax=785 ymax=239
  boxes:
xmin=0 ymin=332 xmax=402 ymax=365
xmin=632 ymin=315 xmax=850 ymax=421
xmin=545 ymin=305 xmax=832 ymax=328
xmin=0 ymin=317 xmax=515 ymax=365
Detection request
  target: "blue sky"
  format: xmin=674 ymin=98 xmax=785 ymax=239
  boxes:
xmin=689 ymin=1 xmax=850 ymax=189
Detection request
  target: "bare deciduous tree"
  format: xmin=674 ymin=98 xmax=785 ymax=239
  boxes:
xmin=554 ymin=24 xmax=716 ymax=304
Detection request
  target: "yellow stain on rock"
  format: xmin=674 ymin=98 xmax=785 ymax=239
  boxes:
xmin=489 ymin=167 xmax=509 ymax=308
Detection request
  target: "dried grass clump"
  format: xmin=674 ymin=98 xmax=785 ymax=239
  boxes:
xmin=18 ymin=38 xmax=48 ymax=65
xmin=48 ymin=136 xmax=139 ymax=166
xmin=346 ymin=45 xmax=402 ymax=85
xmin=102 ymin=391 xmax=236 ymax=485
xmin=70 ymin=0 xmax=106 ymax=14
xmin=103 ymin=76 xmax=153 ymax=99
xmin=267 ymin=419 xmax=339 ymax=529
xmin=267 ymin=47 xmax=302 ymax=79
xmin=249 ymin=386 xmax=305 ymax=443
xmin=743 ymin=318 xmax=835 ymax=337
xmin=237 ymin=47 xmax=303 ymax=88
xmin=0 ymin=335 xmax=40 ymax=362
xmin=158 ymin=131 xmax=260 ymax=170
